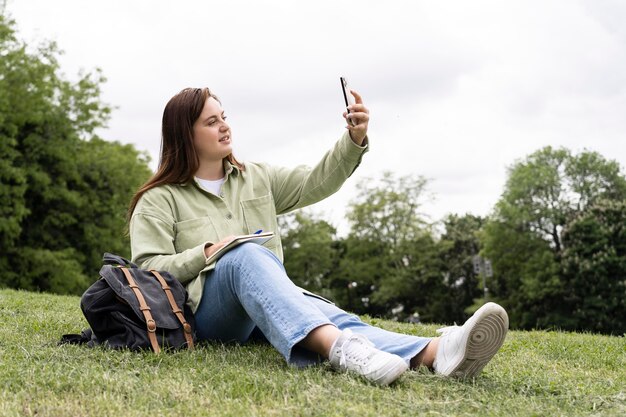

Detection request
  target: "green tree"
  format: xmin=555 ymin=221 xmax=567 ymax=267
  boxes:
xmin=280 ymin=211 xmax=339 ymax=301
xmin=0 ymin=16 xmax=32 ymax=259
xmin=0 ymin=15 xmax=151 ymax=294
xmin=340 ymin=172 xmax=445 ymax=321
xmin=334 ymin=234 xmax=392 ymax=316
xmin=438 ymin=214 xmax=485 ymax=323
xmin=560 ymin=199 xmax=626 ymax=334
xmin=347 ymin=171 xmax=430 ymax=245
xmin=482 ymin=146 xmax=626 ymax=330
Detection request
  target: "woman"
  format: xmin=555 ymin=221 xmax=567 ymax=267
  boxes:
xmin=128 ymin=87 xmax=508 ymax=386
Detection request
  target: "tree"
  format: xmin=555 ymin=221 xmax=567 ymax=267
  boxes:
xmin=280 ymin=211 xmax=340 ymax=301
xmin=347 ymin=171 xmax=430 ymax=245
xmin=0 ymin=15 xmax=32 ymax=262
xmin=482 ymin=146 xmax=626 ymax=330
xmin=491 ymin=147 xmax=626 ymax=253
xmin=0 ymin=15 xmax=151 ymax=294
xmin=339 ymin=172 xmax=446 ymax=321
xmin=560 ymin=199 xmax=626 ymax=334
xmin=437 ymin=214 xmax=485 ymax=323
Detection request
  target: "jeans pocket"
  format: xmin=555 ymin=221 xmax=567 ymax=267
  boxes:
xmin=300 ymin=288 xmax=335 ymax=305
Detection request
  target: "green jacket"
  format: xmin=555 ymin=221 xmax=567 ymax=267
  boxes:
xmin=130 ymin=131 xmax=368 ymax=312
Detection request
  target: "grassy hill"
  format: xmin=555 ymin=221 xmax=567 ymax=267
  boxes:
xmin=0 ymin=288 xmax=624 ymax=416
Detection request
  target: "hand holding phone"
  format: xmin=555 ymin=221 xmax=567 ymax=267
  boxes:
xmin=340 ymin=77 xmax=356 ymax=126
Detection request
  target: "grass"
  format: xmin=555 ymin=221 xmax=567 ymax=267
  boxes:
xmin=0 ymin=288 xmax=625 ymax=417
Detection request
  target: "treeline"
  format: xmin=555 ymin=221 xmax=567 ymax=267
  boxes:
xmin=280 ymin=155 xmax=626 ymax=335
xmin=1 ymin=15 xmax=625 ymax=335
xmin=0 ymin=16 xmax=152 ymax=293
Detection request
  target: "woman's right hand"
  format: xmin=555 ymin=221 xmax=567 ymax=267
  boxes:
xmin=343 ymin=90 xmax=369 ymax=146
xmin=204 ymin=235 xmax=236 ymax=259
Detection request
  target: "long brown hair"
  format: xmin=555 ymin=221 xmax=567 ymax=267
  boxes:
xmin=128 ymin=87 xmax=244 ymax=219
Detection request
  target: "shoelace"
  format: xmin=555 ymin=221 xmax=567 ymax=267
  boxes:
xmin=338 ymin=333 xmax=375 ymax=369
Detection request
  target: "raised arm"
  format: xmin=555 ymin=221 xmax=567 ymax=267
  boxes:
xmin=269 ymin=90 xmax=371 ymax=214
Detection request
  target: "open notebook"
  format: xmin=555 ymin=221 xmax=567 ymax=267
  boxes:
xmin=206 ymin=231 xmax=275 ymax=264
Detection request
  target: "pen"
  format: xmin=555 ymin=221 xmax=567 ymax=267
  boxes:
xmin=254 ymin=229 xmax=263 ymax=234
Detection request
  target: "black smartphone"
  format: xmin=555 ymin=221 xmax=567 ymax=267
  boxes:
xmin=340 ymin=77 xmax=356 ymax=126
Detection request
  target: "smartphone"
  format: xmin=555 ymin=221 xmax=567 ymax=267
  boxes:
xmin=340 ymin=77 xmax=356 ymax=126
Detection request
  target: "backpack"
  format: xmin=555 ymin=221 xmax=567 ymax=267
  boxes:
xmin=62 ymin=253 xmax=195 ymax=353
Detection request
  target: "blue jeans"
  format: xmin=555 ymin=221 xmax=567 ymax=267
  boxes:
xmin=194 ymin=243 xmax=431 ymax=366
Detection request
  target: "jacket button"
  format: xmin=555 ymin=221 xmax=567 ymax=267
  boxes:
xmin=219 ymin=192 xmax=225 ymax=198
xmin=226 ymin=213 xmax=233 ymax=220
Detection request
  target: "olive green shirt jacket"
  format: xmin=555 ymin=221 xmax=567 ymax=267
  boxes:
xmin=130 ymin=131 xmax=368 ymax=313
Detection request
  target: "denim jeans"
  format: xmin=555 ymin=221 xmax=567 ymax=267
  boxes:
xmin=194 ymin=243 xmax=431 ymax=366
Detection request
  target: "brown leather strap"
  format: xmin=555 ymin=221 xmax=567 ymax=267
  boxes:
xmin=119 ymin=267 xmax=161 ymax=354
xmin=150 ymin=270 xmax=195 ymax=350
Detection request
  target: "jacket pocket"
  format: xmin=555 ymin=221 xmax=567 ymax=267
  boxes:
xmin=240 ymin=194 xmax=279 ymax=249
xmin=174 ymin=217 xmax=217 ymax=253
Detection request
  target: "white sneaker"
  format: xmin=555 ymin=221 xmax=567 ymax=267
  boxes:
xmin=329 ymin=329 xmax=409 ymax=386
xmin=433 ymin=302 xmax=509 ymax=378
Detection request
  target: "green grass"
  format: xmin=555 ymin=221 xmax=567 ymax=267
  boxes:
xmin=1 ymin=289 xmax=624 ymax=417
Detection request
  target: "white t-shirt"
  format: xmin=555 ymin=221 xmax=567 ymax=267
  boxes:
xmin=195 ymin=176 xmax=226 ymax=196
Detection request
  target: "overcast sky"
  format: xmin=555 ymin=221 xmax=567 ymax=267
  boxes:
xmin=7 ymin=0 xmax=626 ymax=235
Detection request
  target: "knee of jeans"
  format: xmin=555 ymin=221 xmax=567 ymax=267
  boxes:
xmin=215 ymin=243 xmax=287 ymax=289
xmin=223 ymin=242 xmax=272 ymax=260
xmin=217 ymin=242 xmax=278 ymax=272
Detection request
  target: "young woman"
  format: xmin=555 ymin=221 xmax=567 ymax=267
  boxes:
xmin=128 ymin=87 xmax=509 ymax=386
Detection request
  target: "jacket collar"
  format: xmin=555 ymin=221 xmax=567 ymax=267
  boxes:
xmin=182 ymin=158 xmax=240 ymax=187
xmin=224 ymin=159 xmax=241 ymax=178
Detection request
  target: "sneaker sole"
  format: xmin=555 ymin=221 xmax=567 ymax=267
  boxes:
xmin=448 ymin=303 xmax=509 ymax=379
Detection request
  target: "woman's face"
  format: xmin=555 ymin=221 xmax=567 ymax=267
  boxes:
xmin=192 ymin=96 xmax=232 ymax=163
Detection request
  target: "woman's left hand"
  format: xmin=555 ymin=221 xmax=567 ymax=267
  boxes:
xmin=343 ymin=90 xmax=369 ymax=146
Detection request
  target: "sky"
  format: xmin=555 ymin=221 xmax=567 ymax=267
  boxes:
xmin=6 ymin=0 xmax=626 ymax=235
